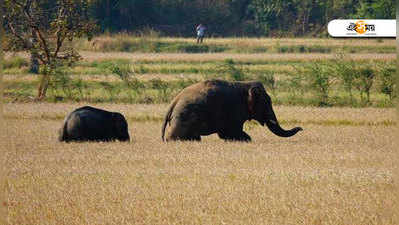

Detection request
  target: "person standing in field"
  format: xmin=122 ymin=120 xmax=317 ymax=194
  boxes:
xmin=196 ymin=24 xmax=206 ymax=44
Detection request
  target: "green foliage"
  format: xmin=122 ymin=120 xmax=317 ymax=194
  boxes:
xmin=49 ymin=67 xmax=86 ymax=101
xmin=309 ymin=67 xmax=333 ymax=106
xmin=378 ymin=65 xmax=396 ymax=100
xmin=256 ymin=72 xmax=276 ymax=95
xmin=355 ymin=66 xmax=375 ymax=104
xmin=3 ymin=0 xmax=97 ymax=99
xmin=90 ymin=59 xmax=131 ymax=70
xmin=350 ymin=0 xmax=395 ymax=19
xmin=288 ymin=72 xmax=304 ymax=96
xmin=295 ymin=62 xmax=335 ymax=106
xmin=332 ymin=54 xmax=357 ymax=102
xmin=3 ymin=0 xmax=392 ymax=39
xmin=109 ymin=63 xmax=144 ymax=91
xmin=3 ymin=56 xmax=28 ymax=69
xmin=99 ymin=81 xmax=119 ymax=101
xmin=149 ymin=78 xmax=170 ymax=102
xmin=217 ymin=59 xmax=247 ymax=81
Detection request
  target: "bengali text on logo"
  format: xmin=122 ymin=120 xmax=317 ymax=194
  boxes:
xmin=328 ymin=19 xmax=395 ymax=37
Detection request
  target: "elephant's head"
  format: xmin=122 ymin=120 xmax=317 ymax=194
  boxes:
xmin=247 ymin=82 xmax=302 ymax=137
xmin=112 ymin=113 xmax=130 ymax=141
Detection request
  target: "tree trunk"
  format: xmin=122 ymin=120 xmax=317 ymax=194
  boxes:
xmin=37 ymin=73 xmax=50 ymax=100
xmin=29 ymin=30 xmax=39 ymax=74
xmin=29 ymin=50 xmax=39 ymax=74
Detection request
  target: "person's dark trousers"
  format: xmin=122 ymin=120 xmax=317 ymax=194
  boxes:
xmin=197 ymin=35 xmax=204 ymax=43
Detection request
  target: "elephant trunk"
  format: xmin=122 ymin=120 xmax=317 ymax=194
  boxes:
xmin=264 ymin=108 xmax=302 ymax=137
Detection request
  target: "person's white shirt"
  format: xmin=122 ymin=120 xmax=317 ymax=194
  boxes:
xmin=197 ymin=25 xmax=206 ymax=36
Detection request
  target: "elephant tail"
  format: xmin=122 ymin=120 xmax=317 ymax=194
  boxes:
xmin=58 ymin=120 xmax=68 ymax=142
xmin=58 ymin=113 xmax=73 ymax=142
xmin=162 ymin=101 xmax=177 ymax=142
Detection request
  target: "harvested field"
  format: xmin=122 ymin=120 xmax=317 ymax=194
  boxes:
xmin=1 ymin=104 xmax=397 ymax=225
xmin=3 ymin=103 xmax=397 ymax=126
xmin=1 ymin=36 xmax=397 ymax=224
xmin=5 ymin=52 xmax=395 ymax=63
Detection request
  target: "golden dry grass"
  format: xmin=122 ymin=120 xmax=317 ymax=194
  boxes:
xmin=5 ymin=52 xmax=395 ymax=63
xmin=161 ymin=37 xmax=396 ymax=46
xmin=2 ymin=74 xmax=199 ymax=82
xmin=79 ymin=52 xmax=396 ymax=63
xmin=1 ymin=103 xmax=397 ymax=224
xmin=3 ymin=103 xmax=397 ymax=125
xmin=89 ymin=36 xmax=397 ymax=47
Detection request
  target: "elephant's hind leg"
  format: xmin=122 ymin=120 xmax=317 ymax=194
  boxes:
xmin=166 ymin=132 xmax=201 ymax=141
xmin=165 ymin=119 xmax=201 ymax=142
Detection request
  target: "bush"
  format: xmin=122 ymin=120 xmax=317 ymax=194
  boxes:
xmin=296 ymin=62 xmax=334 ymax=106
xmin=109 ymin=63 xmax=144 ymax=91
xmin=256 ymin=72 xmax=276 ymax=95
xmin=332 ymin=54 xmax=357 ymax=103
xmin=355 ymin=66 xmax=375 ymax=104
xmin=217 ymin=59 xmax=247 ymax=81
xmin=379 ymin=65 xmax=396 ymax=100
xmin=285 ymin=70 xmax=305 ymax=102
xmin=149 ymin=78 xmax=169 ymax=102
xmin=49 ymin=67 xmax=87 ymax=101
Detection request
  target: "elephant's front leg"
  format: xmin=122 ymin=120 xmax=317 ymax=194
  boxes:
xmin=217 ymin=130 xmax=251 ymax=142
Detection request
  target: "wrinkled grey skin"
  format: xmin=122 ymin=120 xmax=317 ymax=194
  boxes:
xmin=59 ymin=106 xmax=130 ymax=142
xmin=162 ymin=80 xmax=302 ymax=142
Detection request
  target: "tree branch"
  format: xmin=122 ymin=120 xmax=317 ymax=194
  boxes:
xmin=36 ymin=52 xmax=46 ymax=65
xmin=21 ymin=5 xmax=51 ymax=64
xmin=7 ymin=22 xmax=27 ymax=46
xmin=53 ymin=26 xmax=66 ymax=58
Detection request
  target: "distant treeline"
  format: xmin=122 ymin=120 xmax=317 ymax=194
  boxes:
xmin=90 ymin=0 xmax=395 ymax=37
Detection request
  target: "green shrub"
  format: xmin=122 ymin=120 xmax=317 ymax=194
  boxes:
xmin=217 ymin=59 xmax=247 ymax=81
xmin=49 ymin=67 xmax=87 ymax=101
xmin=332 ymin=54 xmax=357 ymax=103
xmin=355 ymin=66 xmax=375 ymax=104
xmin=175 ymin=78 xmax=198 ymax=90
xmin=297 ymin=45 xmax=306 ymax=53
xmin=149 ymin=78 xmax=169 ymax=102
xmin=379 ymin=65 xmax=396 ymax=100
xmin=278 ymin=46 xmax=290 ymax=53
xmin=109 ymin=63 xmax=144 ymax=91
xmin=256 ymin=72 xmax=276 ymax=95
xmin=91 ymin=59 xmax=130 ymax=70
xmin=296 ymin=62 xmax=334 ymax=106
xmin=307 ymin=45 xmax=331 ymax=53
xmin=4 ymin=56 xmax=29 ymax=69
xmin=179 ymin=44 xmax=209 ymax=53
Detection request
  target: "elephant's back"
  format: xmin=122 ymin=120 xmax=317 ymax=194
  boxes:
xmin=177 ymin=80 xmax=235 ymax=100
xmin=65 ymin=109 xmax=111 ymax=134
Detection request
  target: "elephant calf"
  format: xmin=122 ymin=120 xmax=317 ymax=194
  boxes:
xmin=59 ymin=106 xmax=130 ymax=142
xmin=162 ymin=79 xmax=302 ymax=142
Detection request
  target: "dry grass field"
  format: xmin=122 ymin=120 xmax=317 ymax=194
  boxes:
xmin=5 ymin=52 xmax=395 ymax=63
xmin=1 ymin=103 xmax=397 ymax=225
xmin=1 ymin=37 xmax=397 ymax=224
xmin=89 ymin=36 xmax=396 ymax=47
xmin=158 ymin=37 xmax=396 ymax=47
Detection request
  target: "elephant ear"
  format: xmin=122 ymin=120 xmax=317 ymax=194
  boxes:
xmin=248 ymin=86 xmax=261 ymax=118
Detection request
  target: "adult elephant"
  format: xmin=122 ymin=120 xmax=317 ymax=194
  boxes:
xmin=162 ymin=80 xmax=302 ymax=142
xmin=59 ymin=106 xmax=130 ymax=142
